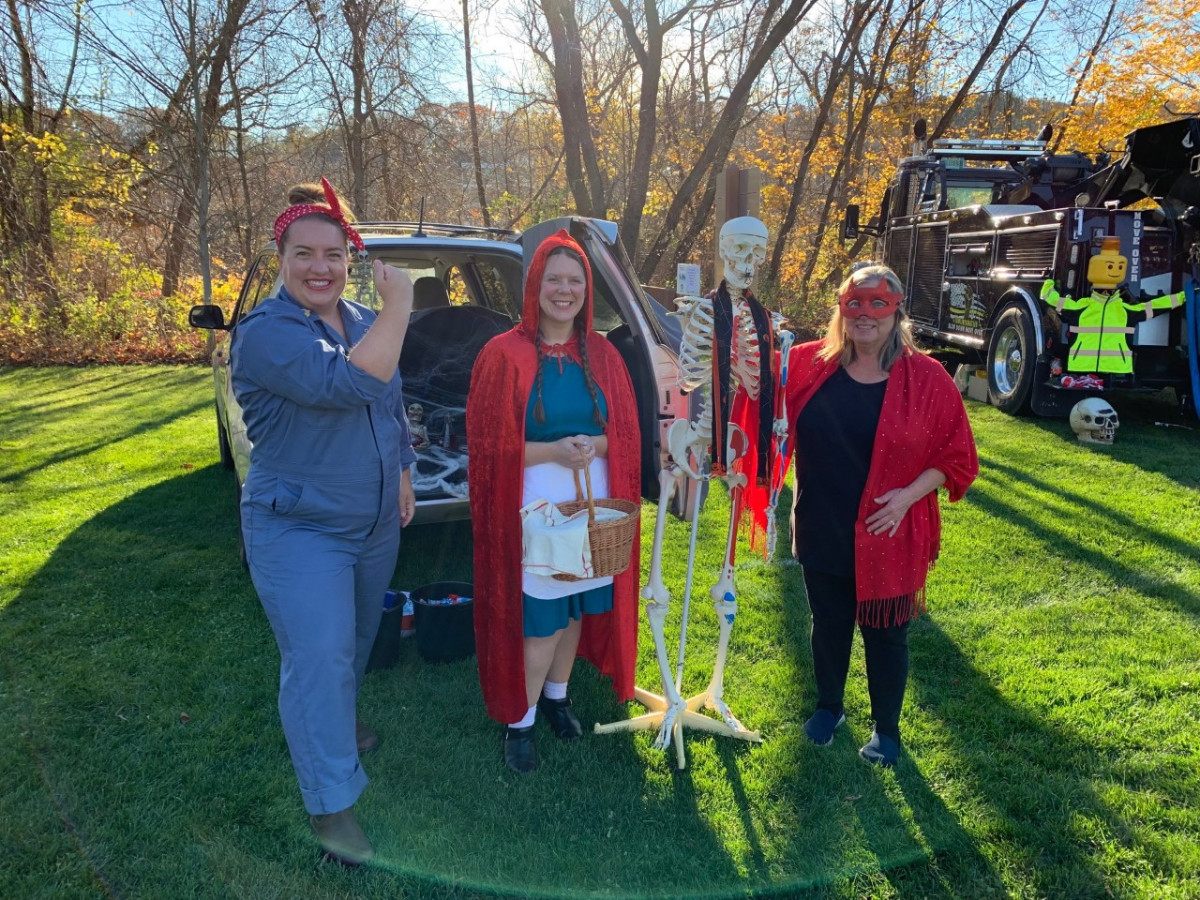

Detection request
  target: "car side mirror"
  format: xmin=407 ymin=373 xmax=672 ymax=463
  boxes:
xmin=189 ymin=304 xmax=228 ymax=330
xmin=842 ymin=205 xmax=860 ymax=241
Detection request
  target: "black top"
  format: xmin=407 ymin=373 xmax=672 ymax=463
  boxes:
xmin=793 ymin=366 xmax=887 ymax=576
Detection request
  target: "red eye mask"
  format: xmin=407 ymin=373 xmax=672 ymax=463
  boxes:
xmin=838 ymin=284 xmax=903 ymax=319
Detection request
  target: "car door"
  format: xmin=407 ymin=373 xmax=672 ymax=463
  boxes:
xmin=222 ymin=252 xmax=281 ymax=483
xmin=518 ymin=217 xmax=698 ymax=516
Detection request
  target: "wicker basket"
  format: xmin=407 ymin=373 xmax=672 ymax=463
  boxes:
xmin=552 ymin=466 xmax=638 ymax=582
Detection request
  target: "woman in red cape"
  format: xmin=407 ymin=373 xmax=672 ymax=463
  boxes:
xmin=783 ymin=263 xmax=977 ymax=768
xmin=466 ymin=230 xmax=641 ymax=773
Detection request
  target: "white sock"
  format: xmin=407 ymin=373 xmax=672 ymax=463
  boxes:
xmin=542 ymin=680 xmax=568 ymax=701
xmin=509 ymin=705 xmax=536 ymax=729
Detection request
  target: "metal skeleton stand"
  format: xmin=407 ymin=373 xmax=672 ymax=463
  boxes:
xmin=764 ymin=330 xmax=795 ymax=558
xmin=594 ymin=295 xmax=774 ymax=769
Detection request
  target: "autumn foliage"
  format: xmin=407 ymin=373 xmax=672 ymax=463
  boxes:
xmin=1 ymin=0 xmax=1197 ymax=363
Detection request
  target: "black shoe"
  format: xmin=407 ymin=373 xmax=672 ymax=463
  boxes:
xmin=503 ymin=725 xmax=537 ymax=773
xmin=537 ymin=695 xmax=584 ymax=741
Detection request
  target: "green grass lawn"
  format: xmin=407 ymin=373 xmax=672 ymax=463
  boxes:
xmin=1 ymin=365 xmax=1198 ymax=899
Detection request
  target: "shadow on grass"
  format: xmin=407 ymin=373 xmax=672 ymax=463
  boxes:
xmin=0 ymin=367 xmax=210 ymax=484
xmin=769 ymin=573 xmax=1005 ymax=898
xmin=970 ymin=454 xmax=1200 ymax=622
xmin=776 ymin=529 xmax=1137 ymax=897
xmin=898 ymin=617 xmax=1143 ymax=899
xmin=3 ymin=458 xmax=1152 ymax=899
xmin=970 ymin=395 xmax=1200 ymax=492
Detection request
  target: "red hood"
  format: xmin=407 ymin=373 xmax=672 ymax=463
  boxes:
xmin=519 ymin=229 xmax=594 ymax=340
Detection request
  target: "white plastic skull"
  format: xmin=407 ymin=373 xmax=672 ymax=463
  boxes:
xmin=1069 ymin=397 xmax=1119 ymax=444
xmin=719 ymin=216 xmax=768 ymax=291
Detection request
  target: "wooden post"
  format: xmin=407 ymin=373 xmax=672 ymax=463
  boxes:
xmin=712 ymin=166 xmax=762 ymax=290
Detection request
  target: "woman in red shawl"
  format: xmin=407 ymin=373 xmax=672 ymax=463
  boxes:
xmin=466 ymin=231 xmax=641 ymax=774
xmin=784 ymin=264 xmax=977 ymax=768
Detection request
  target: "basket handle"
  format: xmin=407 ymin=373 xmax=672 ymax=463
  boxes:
xmin=571 ymin=465 xmax=596 ymax=525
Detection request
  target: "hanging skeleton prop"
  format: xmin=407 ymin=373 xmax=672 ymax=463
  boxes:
xmin=594 ymin=217 xmax=788 ymax=769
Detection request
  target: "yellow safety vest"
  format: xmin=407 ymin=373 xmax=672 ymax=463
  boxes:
xmin=1040 ymin=280 xmax=1186 ymax=374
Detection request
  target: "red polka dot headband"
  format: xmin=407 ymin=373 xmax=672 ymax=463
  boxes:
xmin=272 ymin=176 xmax=365 ymax=252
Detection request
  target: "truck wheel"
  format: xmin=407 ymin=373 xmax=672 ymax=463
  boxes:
xmin=216 ymin=405 xmax=235 ymax=471
xmin=987 ymin=305 xmax=1036 ymax=415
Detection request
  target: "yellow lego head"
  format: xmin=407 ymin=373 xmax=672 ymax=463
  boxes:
xmin=1087 ymin=236 xmax=1127 ymax=289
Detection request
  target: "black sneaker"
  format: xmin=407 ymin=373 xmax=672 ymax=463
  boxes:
xmin=859 ymin=731 xmax=900 ymax=768
xmin=802 ymin=709 xmax=846 ymax=746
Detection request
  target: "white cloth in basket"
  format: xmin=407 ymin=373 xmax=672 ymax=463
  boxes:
xmin=522 ymin=458 xmax=613 ymax=599
xmin=520 ymin=498 xmax=593 ymax=579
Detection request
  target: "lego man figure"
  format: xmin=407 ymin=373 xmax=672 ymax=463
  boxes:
xmin=1041 ymin=236 xmax=1187 ymax=374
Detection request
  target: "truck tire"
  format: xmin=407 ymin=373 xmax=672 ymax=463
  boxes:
xmin=987 ymin=304 xmax=1036 ymax=415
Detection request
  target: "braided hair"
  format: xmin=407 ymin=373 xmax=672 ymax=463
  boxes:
xmin=532 ymin=246 xmax=607 ymax=429
xmin=575 ymin=317 xmax=607 ymax=428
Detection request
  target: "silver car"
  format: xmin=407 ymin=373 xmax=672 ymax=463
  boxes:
xmin=189 ymin=216 xmax=696 ymax=560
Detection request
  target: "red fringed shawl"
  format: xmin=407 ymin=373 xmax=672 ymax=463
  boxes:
xmin=465 ymin=230 xmax=642 ymax=724
xmin=783 ymin=341 xmax=978 ymax=626
xmin=725 ymin=288 xmax=778 ymax=556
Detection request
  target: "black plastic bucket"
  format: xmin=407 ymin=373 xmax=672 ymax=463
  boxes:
xmin=412 ymin=581 xmax=475 ymax=663
xmin=366 ymin=590 xmax=406 ymax=673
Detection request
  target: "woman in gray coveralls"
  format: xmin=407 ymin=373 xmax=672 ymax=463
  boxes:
xmin=231 ymin=179 xmax=415 ymax=865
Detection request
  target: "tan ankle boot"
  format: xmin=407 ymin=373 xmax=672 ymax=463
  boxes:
xmin=311 ymin=807 xmax=374 ymax=865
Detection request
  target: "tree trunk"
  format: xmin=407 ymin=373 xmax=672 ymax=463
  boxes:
xmin=540 ymin=0 xmax=605 ymax=216
xmin=637 ymin=0 xmax=819 ymax=283
xmin=766 ymin=0 xmax=873 ymax=282
xmin=464 ymin=0 xmax=492 ymax=226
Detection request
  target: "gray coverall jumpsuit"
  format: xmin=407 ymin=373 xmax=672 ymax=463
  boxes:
xmin=232 ymin=288 xmax=416 ymax=815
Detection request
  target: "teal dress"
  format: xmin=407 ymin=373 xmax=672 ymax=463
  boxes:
xmin=522 ymin=356 xmax=613 ymax=638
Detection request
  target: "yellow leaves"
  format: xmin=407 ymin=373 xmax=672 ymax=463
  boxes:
xmin=0 ymin=125 xmax=68 ymax=163
xmin=1070 ymin=0 xmax=1200 ymax=137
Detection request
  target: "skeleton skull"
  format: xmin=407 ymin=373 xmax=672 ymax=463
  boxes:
xmin=719 ymin=217 xmax=768 ymax=291
xmin=1069 ymin=398 xmax=1119 ymax=444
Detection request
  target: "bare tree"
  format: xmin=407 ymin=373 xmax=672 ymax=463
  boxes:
xmin=306 ymin=0 xmax=443 ymax=219
xmin=766 ymin=0 xmax=878 ymax=282
xmin=88 ymin=0 xmax=306 ymax=296
xmin=636 ymin=0 xmax=820 ymax=283
xmin=464 ymin=0 xmax=492 ymax=225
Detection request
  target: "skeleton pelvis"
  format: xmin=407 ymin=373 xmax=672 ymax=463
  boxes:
xmin=667 ymin=419 xmax=749 ymax=481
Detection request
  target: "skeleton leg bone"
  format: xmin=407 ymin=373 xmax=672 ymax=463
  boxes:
xmin=595 ymin=428 xmax=761 ymax=769
xmin=678 ymin=425 xmax=760 ymax=742
xmin=593 ymin=466 xmax=690 ymax=766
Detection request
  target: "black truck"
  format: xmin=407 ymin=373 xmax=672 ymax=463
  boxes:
xmin=843 ymin=116 xmax=1200 ymax=416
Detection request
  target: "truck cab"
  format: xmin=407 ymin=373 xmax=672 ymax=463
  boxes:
xmin=844 ymin=119 xmax=1199 ymax=416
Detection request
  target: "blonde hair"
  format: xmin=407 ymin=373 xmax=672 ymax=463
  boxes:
xmin=818 ymin=264 xmax=921 ymax=371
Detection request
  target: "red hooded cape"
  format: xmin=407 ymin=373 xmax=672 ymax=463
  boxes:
xmin=466 ymin=230 xmax=642 ymax=724
xmin=783 ymin=340 xmax=978 ymax=626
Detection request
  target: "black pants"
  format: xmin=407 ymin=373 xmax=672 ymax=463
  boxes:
xmin=803 ymin=568 xmax=909 ymax=741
